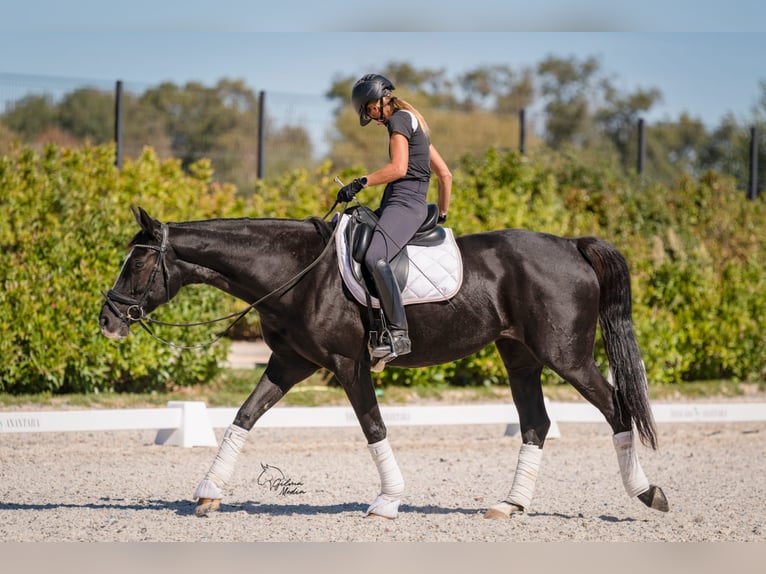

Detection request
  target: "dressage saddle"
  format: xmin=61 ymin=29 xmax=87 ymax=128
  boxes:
xmin=343 ymin=204 xmax=446 ymax=297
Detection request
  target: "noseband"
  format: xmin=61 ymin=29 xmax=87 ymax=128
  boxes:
xmin=103 ymin=224 xmax=170 ymax=324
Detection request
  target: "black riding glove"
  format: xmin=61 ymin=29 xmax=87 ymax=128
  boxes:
xmin=437 ymin=213 xmax=448 ymax=224
xmin=337 ymin=178 xmax=367 ymax=203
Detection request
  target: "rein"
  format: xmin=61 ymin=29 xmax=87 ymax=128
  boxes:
xmin=103 ymin=214 xmax=340 ymax=351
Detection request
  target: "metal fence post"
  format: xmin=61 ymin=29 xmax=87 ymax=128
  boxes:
xmin=637 ymin=118 xmax=645 ymax=175
xmin=748 ymin=126 xmax=758 ymax=200
xmin=114 ymin=80 xmax=123 ymax=169
xmin=518 ymin=108 xmax=526 ymax=155
xmin=257 ymin=90 xmax=266 ymax=179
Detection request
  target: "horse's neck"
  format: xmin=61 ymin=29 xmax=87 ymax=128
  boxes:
xmin=169 ymin=219 xmax=327 ymax=300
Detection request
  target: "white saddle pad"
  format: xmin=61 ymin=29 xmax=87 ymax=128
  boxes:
xmin=335 ymin=213 xmax=464 ymax=308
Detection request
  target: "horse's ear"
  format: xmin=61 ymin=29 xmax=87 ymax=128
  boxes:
xmin=132 ymin=206 xmax=159 ymax=235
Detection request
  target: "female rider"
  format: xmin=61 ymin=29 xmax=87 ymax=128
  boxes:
xmin=336 ymin=73 xmax=452 ymax=361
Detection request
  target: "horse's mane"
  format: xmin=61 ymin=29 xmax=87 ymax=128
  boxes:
xmin=305 ymin=216 xmax=334 ymax=245
xmin=132 ymin=215 xmax=335 ymax=247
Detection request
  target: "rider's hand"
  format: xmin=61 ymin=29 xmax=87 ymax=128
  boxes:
xmin=336 ymin=177 xmax=367 ymax=203
xmin=437 ymin=213 xmax=448 ymax=224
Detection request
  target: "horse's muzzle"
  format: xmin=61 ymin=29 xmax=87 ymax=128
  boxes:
xmin=99 ymin=302 xmax=131 ymax=339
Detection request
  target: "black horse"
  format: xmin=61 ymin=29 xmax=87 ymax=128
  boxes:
xmin=100 ymin=207 xmax=668 ymax=519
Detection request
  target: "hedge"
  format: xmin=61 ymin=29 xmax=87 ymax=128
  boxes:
xmin=0 ymin=145 xmax=240 ymax=393
xmin=1 ymin=143 xmax=764 ymax=394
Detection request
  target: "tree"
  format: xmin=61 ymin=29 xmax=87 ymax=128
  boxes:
xmin=536 ymin=55 xmax=602 ymax=147
xmin=596 ymin=84 xmax=662 ymax=170
xmin=58 ymin=87 xmax=114 ymax=143
xmin=642 ymin=114 xmax=708 ymax=181
xmin=698 ymin=114 xmax=749 ymax=182
xmin=137 ymin=79 xmax=314 ymax=189
xmin=120 ymin=91 xmax=174 ymax=160
xmin=139 ymin=80 xmax=252 ymax=168
xmin=457 ymin=64 xmax=535 ymax=113
xmin=1 ymin=93 xmax=58 ymax=140
xmin=495 ymin=68 xmax=535 ymax=114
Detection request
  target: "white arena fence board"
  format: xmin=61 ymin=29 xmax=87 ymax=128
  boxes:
xmin=0 ymin=407 xmax=181 ymax=433
xmin=1 ymin=400 xmax=765 ymax=447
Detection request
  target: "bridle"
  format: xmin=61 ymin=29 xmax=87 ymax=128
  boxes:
xmin=102 ymin=217 xmax=340 ymax=350
xmin=103 ymin=223 xmax=171 ymax=324
xmin=102 ymin=222 xmax=251 ymax=349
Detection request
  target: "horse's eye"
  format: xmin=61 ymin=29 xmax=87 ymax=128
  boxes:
xmin=134 ymin=260 xmax=145 ymax=269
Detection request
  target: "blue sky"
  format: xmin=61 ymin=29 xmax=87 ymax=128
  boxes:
xmin=3 ymin=1 xmax=765 ymax=32
xmin=1 ymin=3 xmax=765 ymax=129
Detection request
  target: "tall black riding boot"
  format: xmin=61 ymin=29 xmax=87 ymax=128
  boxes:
xmin=370 ymin=258 xmax=411 ymax=360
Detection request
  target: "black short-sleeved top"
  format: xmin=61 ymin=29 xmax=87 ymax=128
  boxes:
xmin=387 ymin=109 xmax=431 ymax=182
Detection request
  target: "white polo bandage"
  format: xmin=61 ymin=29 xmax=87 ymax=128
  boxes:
xmin=366 ymin=437 xmax=405 ymax=518
xmin=613 ymin=430 xmax=650 ymax=497
xmin=194 ymin=423 xmax=249 ymax=500
xmin=506 ymin=443 xmax=543 ymax=510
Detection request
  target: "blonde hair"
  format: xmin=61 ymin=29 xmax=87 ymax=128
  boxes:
xmin=384 ymin=96 xmax=430 ymax=137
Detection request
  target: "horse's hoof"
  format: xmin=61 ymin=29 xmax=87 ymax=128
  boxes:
xmin=484 ymin=501 xmax=524 ymax=519
xmin=367 ymin=512 xmax=394 ymax=520
xmin=638 ymin=485 xmax=669 ymax=512
xmin=195 ymin=498 xmax=221 ymax=517
xmin=366 ymin=494 xmax=400 ymax=519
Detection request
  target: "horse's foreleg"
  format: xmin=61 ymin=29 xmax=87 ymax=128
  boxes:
xmin=335 ymin=361 xmax=404 ymax=519
xmin=366 ymin=437 xmax=405 ymax=519
xmin=194 ymin=423 xmax=248 ymax=516
xmin=487 ymin=340 xmax=548 ymax=519
xmin=194 ymin=355 xmax=317 ymax=517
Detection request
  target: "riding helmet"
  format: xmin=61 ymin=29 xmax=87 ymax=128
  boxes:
xmin=351 ymin=74 xmax=395 ymax=126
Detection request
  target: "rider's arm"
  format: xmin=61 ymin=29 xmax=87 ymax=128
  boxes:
xmin=362 ymin=132 xmax=409 ymax=187
xmin=430 ymin=144 xmax=452 ymax=220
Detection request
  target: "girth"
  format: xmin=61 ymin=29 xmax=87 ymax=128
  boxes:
xmin=343 ymin=204 xmax=446 ymax=295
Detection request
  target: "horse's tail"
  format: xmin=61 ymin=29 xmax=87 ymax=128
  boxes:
xmin=577 ymin=237 xmax=658 ymax=450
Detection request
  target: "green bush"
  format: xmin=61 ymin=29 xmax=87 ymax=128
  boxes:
xmin=0 ymin=145 xmax=241 ymax=394
xmin=1 ymin=143 xmax=764 ymax=394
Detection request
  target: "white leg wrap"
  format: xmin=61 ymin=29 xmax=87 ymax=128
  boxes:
xmin=194 ymin=424 xmax=249 ymax=500
xmin=366 ymin=438 xmax=405 ymax=519
xmin=613 ymin=430 xmax=650 ymax=498
xmin=507 ymin=443 xmax=543 ymax=510
xmin=487 ymin=443 xmax=543 ymax=517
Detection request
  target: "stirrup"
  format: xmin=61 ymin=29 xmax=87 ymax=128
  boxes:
xmin=369 ymin=330 xmax=411 ymax=362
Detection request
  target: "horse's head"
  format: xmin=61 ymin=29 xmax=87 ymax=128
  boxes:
xmin=99 ymin=207 xmax=174 ymax=340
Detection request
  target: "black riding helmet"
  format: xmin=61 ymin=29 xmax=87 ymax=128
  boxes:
xmin=351 ymin=74 xmax=395 ymax=126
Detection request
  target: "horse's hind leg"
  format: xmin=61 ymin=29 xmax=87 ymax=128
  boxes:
xmin=194 ymin=352 xmax=317 ymax=517
xmin=553 ymin=360 xmax=668 ymax=512
xmin=486 ymin=339 xmax=549 ymax=519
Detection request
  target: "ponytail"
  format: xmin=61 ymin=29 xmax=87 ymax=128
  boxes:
xmin=388 ymin=96 xmax=430 ymax=137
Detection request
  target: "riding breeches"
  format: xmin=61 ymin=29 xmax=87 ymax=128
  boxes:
xmin=363 ymin=180 xmax=428 ymax=267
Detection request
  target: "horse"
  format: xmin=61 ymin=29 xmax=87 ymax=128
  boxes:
xmin=99 ymin=206 xmax=669 ymax=519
